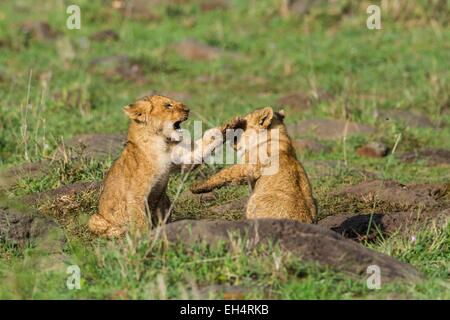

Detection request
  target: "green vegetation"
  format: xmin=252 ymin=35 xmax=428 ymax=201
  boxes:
xmin=0 ymin=0 xmax=449 ymax=299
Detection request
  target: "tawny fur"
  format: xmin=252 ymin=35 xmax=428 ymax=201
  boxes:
xmin=88 ymin=95 xmax=235 ymax=237
xmin=191 ymin=107 xmax=317 ymax=223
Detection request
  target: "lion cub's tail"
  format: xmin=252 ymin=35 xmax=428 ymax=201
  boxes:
xmin=88 ymin=214 xmax=124 ymax=237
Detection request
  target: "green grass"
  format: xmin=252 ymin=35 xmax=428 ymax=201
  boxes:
xmin=0 ymin=0 xmax=449 ymax=299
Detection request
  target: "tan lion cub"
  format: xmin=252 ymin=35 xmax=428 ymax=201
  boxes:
xmin=191 ymin=107 xmax=317 ymax=223
xmin=88 ymin=95 xmax=233 ymax=237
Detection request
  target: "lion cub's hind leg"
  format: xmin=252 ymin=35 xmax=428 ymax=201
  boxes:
xmin=88 ymin=214 xmax=126 ymax=237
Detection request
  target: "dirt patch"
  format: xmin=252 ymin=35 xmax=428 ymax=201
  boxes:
xmin=20 ymin=21 xmax=60 ymax=43
xmin=200 ymin=0 xmax=230 ymax=12
xmin=112 ymin=0 xmax=162 ymax=22
xmin=89 ymin=29 xmax=119 ymax=42
xmin=280 ymin=0 xmax=325 ymax=16
xmin=159 ymin=219 xmax=423 ymax=283
xmin=277 ymin=90 xmax=332 ymax=112
xmin=53 ymin=133 xmax=125 ymax=162
xmin=90 ymin=55 xmax=150 ymax=82
xmin=174 ymin=39 xmax=221 ymax=61
xmin=330 ymin=180 xmax=449 ymax=211
xmin=378 ymin=109 xmax=433 ymax=128
xmin=0 ymin=161 xmax=50 ymax=190
xmin=210 ymin=197 xmax=248 ymax=216
xmin=302 ymin=160 xmax=339 ymax=178
xmin=287 ymin=119 xmax=375 ymax=140
xmin=319 ymin=209 xmax=449 ymax=241
xmin=292 ymin=138 xmax=329 ymax=154
xmin=400 ymin=148 xmax=450 ymax=166
xmin=139 ymin=91 xmax=192 ymax=103
xmin=178 ymin=190 xmax=218 ymax=204
xmin=23 ymin=181 xmax=101 ymax=208
xmin=197 ymin=284 xmax=254 ymax=299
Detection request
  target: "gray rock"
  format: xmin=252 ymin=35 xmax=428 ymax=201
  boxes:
xmin=319 ymin=209 xmax=450 ymax=241
xmin=158 ymin=219 xmax=423 ymax=283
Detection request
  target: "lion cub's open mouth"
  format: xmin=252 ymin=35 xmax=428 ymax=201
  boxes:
xmin=173 ymin=120 xmax=183 ymax=132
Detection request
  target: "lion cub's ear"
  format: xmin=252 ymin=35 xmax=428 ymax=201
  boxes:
xmin=257 ymin=107 xmax=274 ymax=128
xmin=123 ymin=103 xmax=147 ymax=123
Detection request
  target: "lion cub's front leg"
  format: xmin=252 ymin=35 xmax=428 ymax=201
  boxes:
xmin=191 ymin=164 xmax=256 ymax=193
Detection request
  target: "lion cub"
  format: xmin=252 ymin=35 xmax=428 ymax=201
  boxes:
xmin=89 ymin=95 xmax=236 ymax=237
xmin=88 ymin=95 xmax=189 ymax=237
xmin=191 ymin=107 xmax=317 ymax=223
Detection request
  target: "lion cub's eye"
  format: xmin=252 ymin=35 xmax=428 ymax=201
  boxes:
xmin=164 ymin=103 xmax=173 ymax=109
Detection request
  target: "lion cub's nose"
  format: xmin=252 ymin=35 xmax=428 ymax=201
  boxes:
xmin=181 ymin=104 xmax=190 ymax=113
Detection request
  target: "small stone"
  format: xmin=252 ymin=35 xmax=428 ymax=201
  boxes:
xmin=356 ymin=142 xmax=389 ymax=158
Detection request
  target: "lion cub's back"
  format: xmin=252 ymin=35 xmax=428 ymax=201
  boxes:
xmin=246 ymin=155 xmax=316 ymax=223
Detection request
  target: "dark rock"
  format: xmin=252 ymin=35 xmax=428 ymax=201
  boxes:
xmin=0 ymin=206 xmax=65 ymax=248
xmin=158 ymin=219 xmax=423 ymax=282
xmin=287 ymin=119 xmax=375 ymax=140
xmin=356 ymin=142 xmax=389 ymax=158
xmin=319 ymin=209 xmax=450 ymax=241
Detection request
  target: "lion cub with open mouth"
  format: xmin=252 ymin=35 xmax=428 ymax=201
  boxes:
xmin=89 ymin=95 xmax=232 ymax=237
xmin=191 ymin=107 xmax=317 ymax=223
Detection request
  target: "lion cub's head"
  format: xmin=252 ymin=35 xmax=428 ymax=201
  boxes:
xmin=124 ymin=95 xmax=189 ymax=142
xmin=231 ymin=107 xmax=285 ymax=152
